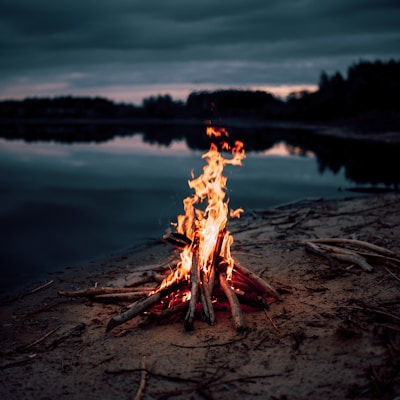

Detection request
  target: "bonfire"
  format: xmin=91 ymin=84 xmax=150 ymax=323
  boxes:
xmin=60 ymin=126 xmax=280 ymax=331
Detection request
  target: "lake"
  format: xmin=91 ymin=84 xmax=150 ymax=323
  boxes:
xmin=0 ymin=128 xmax=393 ymax=294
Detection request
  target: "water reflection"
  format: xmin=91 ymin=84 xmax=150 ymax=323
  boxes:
xmin=1 ymin=121 xmax=399 ymax=187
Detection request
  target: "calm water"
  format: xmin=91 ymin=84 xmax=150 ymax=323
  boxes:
xmin=0 ymin=133 xmax=359 ymax=293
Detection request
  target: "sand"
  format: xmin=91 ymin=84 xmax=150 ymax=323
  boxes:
xmin=1 ymin=193 xmax=400 ymax=400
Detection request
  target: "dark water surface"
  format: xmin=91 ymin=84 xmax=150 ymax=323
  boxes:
xmin=0 ymin=133 xmax=378 ymax=293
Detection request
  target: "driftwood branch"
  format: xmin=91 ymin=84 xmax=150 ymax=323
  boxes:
xmin=306 ymin=238 xmax=397 ymax=257
xmin=305 ymin=241 xmax=374 ymax=272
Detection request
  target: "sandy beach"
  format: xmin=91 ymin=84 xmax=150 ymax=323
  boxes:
xmin=1 ymin=192 xmax=400 ymax=399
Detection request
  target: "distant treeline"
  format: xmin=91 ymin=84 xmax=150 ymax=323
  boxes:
xmin=1 ymin=59 xmax=399 ymax=130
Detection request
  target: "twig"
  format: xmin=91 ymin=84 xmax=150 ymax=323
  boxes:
xmin=362 ymin=306 xmax=400 ymax=323
xmin=264 ymin=309 xmax=279 ymax=332
xmin=352 ymin=251 xmax=400 ymax=266
xmin=18 ymin=326 xmax=60 ymax=352
xmin=133 ymin=356 xmax=147 ymax=400
xmin=1 ymin=280 xmax=54 ymax=305
xmin=386 ymin=267 xmax=400 ymax=282
xmin=339 ymin=304 xmax=400 ymax=323
xmin=26 ymin=280 xmax=54 ymax=295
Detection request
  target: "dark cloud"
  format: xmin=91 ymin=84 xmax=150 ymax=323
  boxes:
xmin=0 ymin=0 xmax=399 ymax=101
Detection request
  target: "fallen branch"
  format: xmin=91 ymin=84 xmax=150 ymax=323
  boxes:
xmin=305 ymin=241 xmax=374 ymax=272
xmin=133 ymin=355 xmax=147 ymax=400
xmin=264 ymin=309 xmax=279 ymax=332
xmin=306 ymin=238 xmax=397 ymax=257
xmin=386 ymin=267 xmax=400 ymax=282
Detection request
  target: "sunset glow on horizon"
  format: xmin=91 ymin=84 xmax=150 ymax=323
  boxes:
xmin=0 ymin=82 xmax=319 ymax=105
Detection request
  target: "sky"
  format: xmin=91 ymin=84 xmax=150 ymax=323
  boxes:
xmin=1 ymin=0 xmax=399 ymax=105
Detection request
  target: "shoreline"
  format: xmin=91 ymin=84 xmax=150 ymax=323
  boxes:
xmin=1 ymin=193 xmax=400 ymax=399
xmin=0 ymin=193 xmax=372 ymax=301
xmin=1 ymin=191 xmax=396 ymax=301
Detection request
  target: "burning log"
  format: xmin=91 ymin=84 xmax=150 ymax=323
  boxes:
xmin=218 ymin=271 xmax=247 ymax=331
xmin=232 ymin=260 xmax=281 ymax=300
xmin=184 ymin=244 xmax=200 ymax=331
xmin=106 ymin=281 xmax=181 ymax=332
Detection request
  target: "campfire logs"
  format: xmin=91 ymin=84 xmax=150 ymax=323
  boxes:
xmin=105 ymin=230 xmax=279 ymax=332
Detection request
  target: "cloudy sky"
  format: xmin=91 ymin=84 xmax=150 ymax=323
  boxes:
xmin=1 ymin=0 xmax=399 ymax=104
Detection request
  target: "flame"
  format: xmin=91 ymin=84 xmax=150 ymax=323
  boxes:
xmin=157 ymin=126 xmax=245 ymax=296
xmin=177 ymin=127 xmax=245 ymax=279
xmin=206 ymin=126 xmax=229 ymax=138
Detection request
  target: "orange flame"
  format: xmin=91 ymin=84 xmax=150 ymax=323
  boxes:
xmin=206 ymin=126 xmax=229 ymax=138
xmin=159 ymin=126 xmax=245 ymax=293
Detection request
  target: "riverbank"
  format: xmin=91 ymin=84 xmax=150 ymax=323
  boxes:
xmin=1 ymin=193 xmax=400 ymax=399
